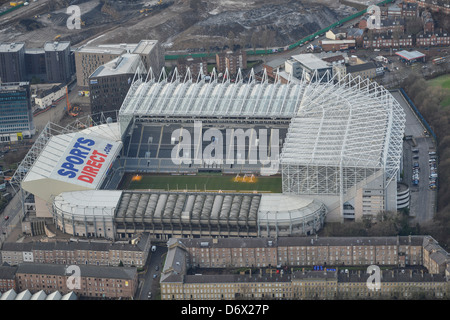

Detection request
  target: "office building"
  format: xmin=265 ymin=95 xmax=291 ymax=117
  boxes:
xmin=0 ymin=82 xmax=35 ymax=143
xmin=44 ymin=41 xmax=73 ymax=83
xmin=131 ymin=40 xmax=165 ymax=77
xmin=89 ymin=53 xmax=146 ymax=115
xmin=0 ymin=42 xmax=26 ymax=83
xmin=24 ymin=48 xmax=47 ymax=83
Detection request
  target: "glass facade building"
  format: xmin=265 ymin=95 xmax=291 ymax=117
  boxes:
xmin=0 ymin=82 xmax=34 ymax=142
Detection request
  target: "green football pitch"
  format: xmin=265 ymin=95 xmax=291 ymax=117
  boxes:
xmin=428 ymin=74 xmax=450 ymax=108
xmin=122 ymin=173 xmax=282 ymax=193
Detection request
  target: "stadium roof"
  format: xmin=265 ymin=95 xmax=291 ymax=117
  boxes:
xmin=53 ymin=190 xmax=122 ymax=218
xmin=119 ymin=77 xmax=305 ymax=119
xmin=119 ymin=69 xmax=405 ymax=180
xmin=18 ymin=122 xmax=123 ymax=202
xmin=280 ymin=74 xmax=405 ymax=177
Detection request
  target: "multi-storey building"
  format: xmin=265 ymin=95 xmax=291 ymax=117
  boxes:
xmin=0 ymin=81 xmax=35 ymax=143
xmin=176 ymin=56 xmax=208 ymax=79
xmin=89 ymin=53 xmax=146 ymax=115
xmin=363 ymin=32 xmax=413 ymax=49
xmin=75 ymin=41 xmax=162 ymax=88
xmin=359 ymin=17 xmax=405 ymax=34
xmin=15 ymin=263 xmax=138 ymax=299
xmin=403 ymin=0 xmax=450 ymax=15
xmin=74 ymin=45 xmax=130 ymax=88
xmin=215 ymin=50 xmax=247 ymax=75
xmin=416 ymin=31 xmax=450 ymax=47
xmin=44 ymin=41 xmax=73 ymax=84
xmin=401 ymin=1 xmax=419 ymax=17
xmin=0 ymin=265 xmax=18 ymax=293
xmin=171 ymin=236 xmax=425 ymax=270
xmin=24 ymin=48 xmax=47 ymax=82
xmin=161 ymin=236 xmax=449 ymax=300
xmin=0 ymin=42 xmax=26 ymax=83
xmin=0 ymin=234 xmax=151 ymax=267
xmin=131 ymin=40 xmax=165 ymax=77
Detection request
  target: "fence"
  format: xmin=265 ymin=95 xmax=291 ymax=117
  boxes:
xmin=399 ymin=87 xmax=437 ymax=143
xmin=164 ymin=0 xmax=395 ymax=60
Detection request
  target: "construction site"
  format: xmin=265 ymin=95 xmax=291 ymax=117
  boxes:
xmin=0 ymin=0 xmax=360 ymax=50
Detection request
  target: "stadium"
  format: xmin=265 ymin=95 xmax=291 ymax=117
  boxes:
xmin=11 ymin=67 xmax=405 ymax=241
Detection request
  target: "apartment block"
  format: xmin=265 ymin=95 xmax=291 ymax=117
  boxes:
xmin=0 ymin=234 xmax=151 ymax=267
xmin=74 ymin=45 xmax=130 ymax=88
xmin=132 ymin=40 xmax=165 ymax=77
xmin=0 ymin=265 xmax=18 ymax=293
xmin=44 ymin=41 xmax=73 ymax=84
xmin=0 ymin=42 xmax=26 ymax=83
xmin=16 ymin=263 xmax=138 ymax=299
xmin=403 ymin=0 xmax=450 ymax=14
xmin=216 ymin=50 xmax=247 ymax=75
xmin=161 ymin=236 xmax=449 ymax=300
xmin=89 ymin=53 xmax=146 ymax=115
xmin=416 ymin=31 xmax=450 ymax=47
xmin=0 ymin=81 xmax=35 ymax=143
xmin=176 ymin=56 xmax=208 ymax=80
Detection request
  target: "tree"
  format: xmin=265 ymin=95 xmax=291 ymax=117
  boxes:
xmin=405 ymin=17 xmax=424 ymax=35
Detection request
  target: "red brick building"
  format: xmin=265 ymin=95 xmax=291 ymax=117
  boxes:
xmin=216 ymin=50 xmax=247 ymax=76
xmin=416 ymin=31 xmax=450 ymax=47
xmin=0 ymin=265 xmax=18 ymax=293
xmin=16 ymin=263 xmax=138 ymax=299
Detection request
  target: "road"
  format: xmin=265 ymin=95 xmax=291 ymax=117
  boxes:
xmin=136 ymin=244 xmax=166 ymax=300
xmin=391 ymin=90 xmax=436 ymax=223
xmin=0 ymin=0 xmax=51 ymax=27
xmin=0 ymin=189 xmax=24 ymax=247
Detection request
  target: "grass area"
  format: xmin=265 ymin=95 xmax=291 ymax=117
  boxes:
xmin=427 ymin=74 xmax=450 ymax=108
xmin=124 ymin=173 xmax=282 ymax=193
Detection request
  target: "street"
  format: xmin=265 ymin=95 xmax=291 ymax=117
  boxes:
xmin=136 ymin=244 xmax=166 ymax=300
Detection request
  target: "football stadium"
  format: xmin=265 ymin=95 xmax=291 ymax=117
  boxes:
xmin=11 ymin=67 xmax=405 ymax=240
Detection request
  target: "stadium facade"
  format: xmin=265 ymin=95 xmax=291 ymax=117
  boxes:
xmin=11 ymin=67 xmax=405 ymax=240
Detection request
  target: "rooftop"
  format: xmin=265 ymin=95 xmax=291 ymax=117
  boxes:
xmin=44 ymin=41 xmax=70 ymax=52
xmin=90 ymin=53 xmax=146 ymax=78
xmin=290 ymin=53 xmax=330 ymax=70
xmin=0 ymin=42 xmax=25 ymax=52
xmin=395 ymin=50 xmax=426 ymax=61
xmin=16 ymin=263 xmax=137 ymax=280
xmin=132 ymin=40 xmax=160 ymax=55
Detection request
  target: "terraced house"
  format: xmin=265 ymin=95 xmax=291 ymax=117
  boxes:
xmin=0 ymin=233 xmax=151 ymax=267
xmin=160 ymin=235 xmax=449 ymax=300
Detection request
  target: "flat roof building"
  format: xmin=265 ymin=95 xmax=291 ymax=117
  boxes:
xmin=0 ymin=42 xmax=26 ymax=83
xmin=16 ymin=263 xmax=138 ymax=299
xmin=285 ymin=54 xmax=332 ymax=82
xmin=0 ymin=82 xmax=35 ymax=143
xmin=44 ymin=41 xmax=72 ymax=83
xmin=89 ymin=53 xmax=146 ymax=116
xmin=74 ymin=45 xmax=133 ymax=88
xmin=24 ymin=48 xmax=46 ymax=82
xmin=395 ymin=50 xmax=426 ymax=63
xmin=132 ymin=40 xmax=165 ymax=77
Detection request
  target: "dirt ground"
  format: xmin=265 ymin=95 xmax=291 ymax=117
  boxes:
xmin=0 ymin=0 xmax=360 ymax=51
